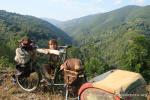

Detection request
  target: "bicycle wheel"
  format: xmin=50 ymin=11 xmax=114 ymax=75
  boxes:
xmin=16 ymin=71 xmax=41 ymax=92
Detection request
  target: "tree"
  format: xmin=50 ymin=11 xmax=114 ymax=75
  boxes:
xmin=123 ymin=34 xmax=150 ymax=83
xmin=84 ymin=57 xmax=109 ymax=79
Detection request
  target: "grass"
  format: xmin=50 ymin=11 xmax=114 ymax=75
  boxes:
xmin=0 ymin=68 xmax=66 ymax=100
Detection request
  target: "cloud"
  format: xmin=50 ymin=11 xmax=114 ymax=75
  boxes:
xmin=113 ymin=0 xmax=123 ymax=5
xmin=132 ymin=0 xmax=145 ymax=5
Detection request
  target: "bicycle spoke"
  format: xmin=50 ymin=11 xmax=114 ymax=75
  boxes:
xmin=16 ymin=71 xmax=40 ymax=92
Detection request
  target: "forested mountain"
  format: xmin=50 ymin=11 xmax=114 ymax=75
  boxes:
xmin=56 ymin=5 xmax=150 ymax=82
xmin=59 ymin=5 xmax=150 ymax=41
xmin=0 ymin=10 xmax=72 ymax=66
xmin=0 ymin=10 xmax=72 ymax=44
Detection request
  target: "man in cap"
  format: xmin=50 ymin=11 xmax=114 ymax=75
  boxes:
xmin=12 ymin=37 xmax=36 ymax=83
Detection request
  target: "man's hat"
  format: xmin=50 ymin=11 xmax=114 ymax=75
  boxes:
xmin=18 ymin=37 xmax=32 ymax=45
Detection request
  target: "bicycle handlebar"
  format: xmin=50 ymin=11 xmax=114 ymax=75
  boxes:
xmin=58 ymin=45 xmax=72 ymax=49
xmin=58 ymin=45 xmax=72 ymax=54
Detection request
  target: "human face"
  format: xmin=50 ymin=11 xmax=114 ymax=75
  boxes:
xmin=49 ymin=43 xmax=57 ymax=50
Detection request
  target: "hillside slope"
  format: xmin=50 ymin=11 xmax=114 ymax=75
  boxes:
xmin=0 ymin=10 xmax=72 ymax=44
xmin=59 ymin=5 xmax=150 ymax=41
xmin=53 ymin=5 xmax=150 ymax=82
xmin=0 ymin=10 xmax=72 ymax=63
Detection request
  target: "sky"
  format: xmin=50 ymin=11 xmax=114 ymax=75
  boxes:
xmin=0 ymin=0 xmax=149 ymax=21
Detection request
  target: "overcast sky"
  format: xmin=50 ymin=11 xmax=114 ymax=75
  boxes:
xmin=0 ymin=0 xmax=149 ymax=21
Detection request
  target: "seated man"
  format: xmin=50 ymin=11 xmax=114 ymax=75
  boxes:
xmin=14 ymin=37 xmax=36 ymax=77
xmin=43 ymin=39 xmax=61 ymax=79
xmin=12 ymin=37 xmax=61 ymax=83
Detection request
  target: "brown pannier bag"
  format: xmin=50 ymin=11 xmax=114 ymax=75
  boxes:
xmin=64 ymin=69 xmax=78 ymax=85
xmin=61 ymin=58 xmax=86 ymax=95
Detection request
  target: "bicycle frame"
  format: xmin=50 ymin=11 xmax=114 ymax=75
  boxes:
xmin=16 ymin=45 xmax=84 ymax=100
xmin=41 ymin=45 xmax=70 ymax=85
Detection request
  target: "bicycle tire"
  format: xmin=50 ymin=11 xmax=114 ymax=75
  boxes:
xmin=16 ymin=70 xmax=41 ymax=92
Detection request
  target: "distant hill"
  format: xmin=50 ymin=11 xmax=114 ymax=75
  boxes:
xmin=41 ymin=17 xmax=62 ymax=28
xmin=0 ymin=10 xmax=72 ymax=62
xmin=60 ymin=5 xmax=150 ymax=39
xmin=58 ymin=5 xmax=150 ymax=58
xmin=0 ymin=10 xmax=72 ymax=44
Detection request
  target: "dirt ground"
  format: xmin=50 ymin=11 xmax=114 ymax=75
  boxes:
xmin=0 ymin=69 xmax=66 ymax=100
xmin=0 ymin=69 xmax=149 ymax=100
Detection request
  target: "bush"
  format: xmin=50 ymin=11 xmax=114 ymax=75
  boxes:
xmin=0 ymin=56 xmax=13 ymax=69
xmin=84 ymin=57 xmax=110 ymax=79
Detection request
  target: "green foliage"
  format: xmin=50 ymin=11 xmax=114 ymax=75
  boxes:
xmin=119 ymin=33 xmax=150 ymax=83
xmin=0 ymin=56 xmax=13 ymax=69
xmin=123 ymin=35 xmax=147 ymax=71
xmin=0 ymin=10 xmax=72 ymax=46
xmin=67 ymin=46 xmax=83 ymax=59
xmin=59 ymin=5 xmax=150 ymax=82
xmin=84 ymin=57 xmax=109 ymax=79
